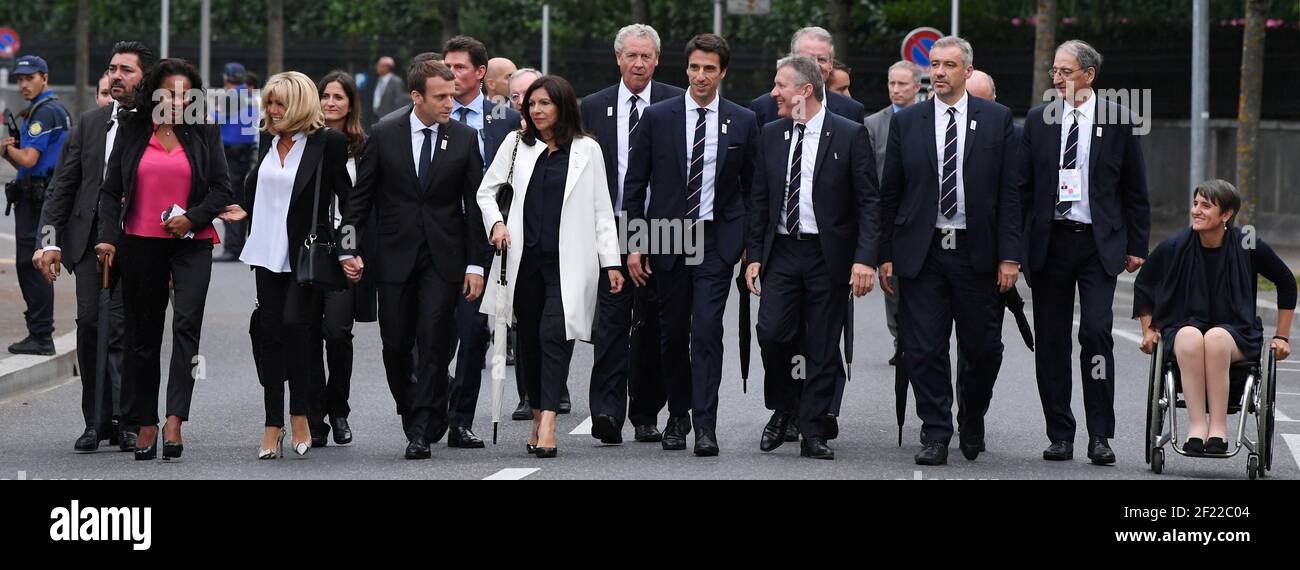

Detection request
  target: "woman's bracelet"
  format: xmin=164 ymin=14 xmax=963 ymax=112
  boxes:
xmin=1274 ymin=335 xmax=1290 ymax=343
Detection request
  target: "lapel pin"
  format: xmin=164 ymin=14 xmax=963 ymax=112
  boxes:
xmin=441 ymin=138 xmax=448 ymax=150
xmin=834 ymin=152 xmax=839 ymax=160
xmin=721 ymin=123 xmax=728 ymax=135
xmin=1096 ymin=127 xmax=1103 ymax=138
xmin=607 ymin=107 xmax=614 ymax=117
xmin=784 ymin=130 xmax=790 ymax=141
xmin=970 ymin=120 xmax=978 ymax=131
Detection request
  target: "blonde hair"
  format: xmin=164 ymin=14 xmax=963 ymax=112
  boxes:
xmin=260 ymin=71 xmax=324 ymax=136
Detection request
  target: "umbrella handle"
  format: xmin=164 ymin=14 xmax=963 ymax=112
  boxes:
xmin=101 ymin=256 xmax=112 ymax=290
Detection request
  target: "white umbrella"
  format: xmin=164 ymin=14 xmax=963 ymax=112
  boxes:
xmin=490 ymin=246 xmax=509 ymax=444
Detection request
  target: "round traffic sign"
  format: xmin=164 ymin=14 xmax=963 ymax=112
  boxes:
xmin=0 ymin=28 xmax=19 ymax=57
xmin=901 ymin=27 xmax=943 ymax=69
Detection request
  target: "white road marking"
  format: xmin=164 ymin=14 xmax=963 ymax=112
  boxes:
xmin=1284 ymin=435 xmax=1300 ymax=470
xmin=1279 ymin=392 xmax=1300 ymax=396
xmin=483 ymin=468 xmax=539 ymax=480
xmin=1276 ymin=410 xmax=1297 ymax=422
xmin=0 ymin=232 xmax=15 ymax=241
xmin=570 ymin=416 xmax=592 ymax=435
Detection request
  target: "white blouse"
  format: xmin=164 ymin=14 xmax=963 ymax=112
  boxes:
xmin=240 ymin=131 xmax=307 ymax=273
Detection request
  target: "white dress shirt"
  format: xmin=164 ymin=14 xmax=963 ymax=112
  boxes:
xmin=372 ymin=73 xmax=393 ymax=112
xmin=405 ymin=110 xmax=483 ymax=276
xmin=1057 ymin=94 xmax=1096 ymax=224
xmin=241 ymin=132 xmax=307 ymax=273
xmin=616 ymin=80 xmax=653 ymax=212
xmin=778 ymin=104 xmax=826 ymax=235
xmin=683 ymin=93 xmax=719 ymax=221
xmin=933 ymin=92 xmax=969 ymax=229
xmin=452 ymin=92 xmax=487 ymax=162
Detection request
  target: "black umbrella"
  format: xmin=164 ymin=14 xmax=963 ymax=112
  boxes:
xmin=735 ymin=269 xmax=751 ymax=393
xmin=895 ymin=348 xmax=907 ymax=447
xmin=628 ymin=285 xmax=648 ymax=390
xmin=1003 ymin=288 xmax=1035 ymax=352
xmin=94 ymin=258 xmax=112 ymax=440
xmin=844 ymin=293 xmax=854 ymax=383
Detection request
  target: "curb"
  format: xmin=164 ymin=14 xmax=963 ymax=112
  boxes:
xmin=0 ymin=332 xmax=77 ymax=402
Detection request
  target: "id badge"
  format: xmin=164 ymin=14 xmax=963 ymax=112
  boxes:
xmin=1058 ymin=168 xmax=1082 ymax=203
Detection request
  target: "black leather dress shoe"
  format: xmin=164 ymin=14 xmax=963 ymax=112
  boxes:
xmin=557 ymin=397 xmax=572 ymax=415
xmin=760 ymin=411 xmax=792 ymax=452
xmin=591 ymin=414 xmax=622 ymax=444
xmin=694 ymin=428 xmax=720 ymax=456
xmin=448 ymin=426 xmax=485 ymax=449
xmin=661 ymin=416 xmax=690 ymax=451
xmin=74 ymin=428 xmax=100 ymax=453
xmin=1043 ymin=440 xmax=1074 ymax=461
xmin=511 ymin=401 xmax=531 ymax=421
xmin=311 ymin=429 xmax=329 ymax=448
xmin=823 ymin=415 xmax=839 ymax=440
xmin=915 ymin=442 xmax=949 ymax=465
xmin=1087 ymin=436 xmax=1116 ymax=465
xmin=633 ymin=425 xmax=662 ymax=442
xmin=405 ymin=437 xmax=431 ymax=459
xmin=800 ymin=437 xmax=834 ymax=460
xmin=784 ymin=419 xmax=801 ymax=442
xmin=330 ymin=417 xmax=353 ymax=445
xmin=958 ymin=416 xmax=985 ymax=461
xmin=118 ymin=427 xmax=138 ymax=452
xmin=8 ymin=335 xmax=55 ymax=356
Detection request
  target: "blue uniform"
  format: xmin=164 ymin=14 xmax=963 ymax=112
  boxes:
xmin=16 ymin=89 xmax=70 ymax=180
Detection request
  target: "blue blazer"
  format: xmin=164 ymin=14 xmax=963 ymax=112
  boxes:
xmin=580 ymin=81 xmax=686 ymax=207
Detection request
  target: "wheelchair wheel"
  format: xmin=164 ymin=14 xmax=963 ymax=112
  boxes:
xmin=1258 ymin=349 xmax=1277 ymax=473
xmin=1146 ymin=339 xmax=1165 ymax=465
xmin=1247 ymin=453 xmax=1260 ymax=480
xmin=1152 ymin=448 xmax=1164 ymax=475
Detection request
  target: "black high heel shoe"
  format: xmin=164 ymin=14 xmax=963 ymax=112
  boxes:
xmin=163 ymin=441 xmax=183 ymax=460
xmin=535 ymin=446 xmax=557 ymax=458
xmin=1205 ymin=437 xmax=1229 ymax=454
xmin=1184 ymin=437 xmax=1205 ymax=455
xmin=526 ymin=442 xmax=538 ymax=455
xmin=135 ymin=428 xmax=158 ymax=461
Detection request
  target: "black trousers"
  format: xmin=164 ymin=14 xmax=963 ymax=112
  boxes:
xmin=72 ymin=245 xmax=125 ymax=431
xmin=117 ymin=236 xmax=212 ymax=426
xmin=253 ymin=268 xmax=323 ymax=427
xmin=378 ymin=244 xmax=458 ymax=442
xmin=15 ymin=197 xmax=54 ymax=337
xmin=756 ymin=236 xmax=847 ymax=438
xmin=898 ymin=231 xmax=1005 ymax=445
xmin=311 ymin=285 xmax=355 ymax=422
xmin=589 ymin=255 xmax=666 ymax=429
xmin=221 ymin=143 xmax=254 ymax=255
xmin=447 ymin=250 xmax=491 ymax=428
xmin=655 ymin=224 xmax=732 ymax=431
xmin=515 ymin=248 xmax=573 ymax=412
xmin=1032 ymin=224 xmax=1117 ymax=441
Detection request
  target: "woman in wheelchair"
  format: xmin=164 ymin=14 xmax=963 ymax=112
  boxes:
xmin=1134 ymin=180 xmax=1294 ymax=455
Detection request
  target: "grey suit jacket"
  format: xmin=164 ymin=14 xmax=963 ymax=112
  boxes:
xmin=367 ymin=74 xmax=406 ymax=127
xmin=39 ymin=103 xmax=116 ymax=266
xmin=864 ymin=104 xmax=894 ymax=183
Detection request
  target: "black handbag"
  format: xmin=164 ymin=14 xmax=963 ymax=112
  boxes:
xmin=295 ymin=157 xmax=348 ymax=290
xmin=496 ymin=132 xmax=522 ymax=221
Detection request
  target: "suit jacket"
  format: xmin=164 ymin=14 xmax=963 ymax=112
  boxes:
xmin=476 ymin=133 xmax=621 ymax=341
xmin=97 ymin=120 xmax=232 ymax=246
xmin=342 ymin=111 xmax=486 ymax=284
xmin=749 ymin=90 xmax=866 ymax=127
xmin=480 ymin=98 xmax=521 ymax=168
xmin=747 ymin=110 xmax=879 ymax=285
xmin=41 ymin=103 xmax=115 ymax=266
xmin=365 ymin=74 xmax=406 ymax=128
xmin=623 ymin=94 xmax=758 ymax=272
xmin=1019 ymin=97 xmax=1150 ymax=280
xmin=864 ymin=104 xmax=894 ymax=182
xmin=242 ymin=128 xmax=353 ymax=273
xmin=580 ymin=81 xmax=686 ymax=209
xmin=879 ymin=96 xmax=1021 ymax=280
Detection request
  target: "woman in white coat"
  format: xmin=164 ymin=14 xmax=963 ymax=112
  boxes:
xmin=478 ymin=75 xmax=623 ymax=458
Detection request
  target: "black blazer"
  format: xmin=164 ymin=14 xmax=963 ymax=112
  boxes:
xmin=241 ymin=128 xmax=352 ymax=272
xmin=97 ymin=120 xmax=232 ymax=246
xmin=879 ymin=96 xmax=1021 ymax=279
xmin=624 ymin=95 xmax=759 ymax=271
xmin=41 ymin=103 xmax=115 ymax=265
xmin=342 ymin=110 xmax=486 ymax=284
xmin=481 ymin=98 xmax=521 ymax=167
xmin=749 ymin=90 xmax=866 ymax=127
xmin=580 ymin=81 xmax=686 ymax=208
xmin=747 ymin=110 xmax=879 ymax=286
xmin=1018 ymin=97 xmax=1150 ymax=280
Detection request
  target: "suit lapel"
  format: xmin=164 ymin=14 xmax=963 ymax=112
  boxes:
xmin=672 ymin=100 xmax=688 ymax=183
xmin=290 ymin=132 xmax=324 ymax=204
xmin=88 ymin=106 xmax=111 ymax=181
xmin=922 ymin=100 xmax=938 ymax=182
xmin=714 ymin=105 xmax=731 ymax=185
xmin=398 ymin=117 xmax=418 ymax=184
xmin=811 ymin=114 xmax=834 ymax=190
xmin=564 ymin=141 xmax=590 ymax=204
xmin=425 ymin=125 xmax=451 ymax=194
xmin=1087 ymin=97 xmax=1104 ymax=181
xmin=962 ymin=101 xmax=980 ymax=170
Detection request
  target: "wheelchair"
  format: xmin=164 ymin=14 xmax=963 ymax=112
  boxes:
xmin=1145 ymin=335 xmax=1278 ymax=479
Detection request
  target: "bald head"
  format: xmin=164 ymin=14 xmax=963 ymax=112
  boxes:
xmin=485 ymin=57 xmax=517 ymax=100
xmin=967 ymin=70 xmax=996 ymax=101
xmin=376 ymin=56 xmax=396 ymax=76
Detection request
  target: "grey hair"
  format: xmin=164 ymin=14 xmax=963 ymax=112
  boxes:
xmin=930 ymin=36 xmax=973 ymax=68
xmin=615 ymin=24 xmax=662 ymax=54
xmin=888 ymin=60 xmax=923 ymax=85
xmin=1056 ymin=39 xmax=1103 ymax=75
xmin=509 ymin=67 xmax=541 ymax=82
xmin=790 ymin=26 xmax=835 ymax=58
xmin=776 ymin=55 xmax=824 ymax=102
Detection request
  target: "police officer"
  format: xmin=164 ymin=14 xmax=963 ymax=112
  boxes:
xmin=3 ymin=55 xmax=70 ymax=356
xmin=211 ymin=62 xmax=257 ymax=262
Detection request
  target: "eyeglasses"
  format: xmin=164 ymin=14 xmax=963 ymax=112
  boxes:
xmin=1048 ymin=67 xmax=1086 ymax=78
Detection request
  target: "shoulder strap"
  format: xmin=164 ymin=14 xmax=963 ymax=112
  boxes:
xmin=309 ymin=130 xmax=326 ymax=242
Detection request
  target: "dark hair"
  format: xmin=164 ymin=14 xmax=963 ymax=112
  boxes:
xmin=443 ymin=35 xmax=489 ymax=70
xmin=408 ymin=52 xmax=442 ymax=78
xmin=111 ymin=41 xmax=155 ymax=73
xmin=521 ymin=75 xmax=586 ymax=149
xmin=1193 ymin=179 xmax=1242 ymax=223
xmin=407 ymin=60 xmax=455 ymax=96
xmin=129 ymin=58 xmax=204 ymax=127
xmin=685 ymin=33 xmax=730 ymax=71
xmin=832 ymin=58 xmax=850 ymax=73
xmin=318 ymin=70 xmax=367 ymax=157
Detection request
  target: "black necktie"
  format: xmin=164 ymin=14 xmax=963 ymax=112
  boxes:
xmin=418 ymin=127 xmax=433 ymax=189
xmin=1056 ymin=110 xmax=1081 ymax=217
xmin=940 ymin=107 xmax=958 ymax=220
xmin=106 ymin=118 xmax=115 ymax=131
xmin=785 ymin=123 xmax=807 ymax=234
xmin=686 ymin=108 xmax=708 ymax=222
xmin=628 ymin=95 xmax=640 ymax=136
xmin=457 ymin=107 xmax=470 ymax=124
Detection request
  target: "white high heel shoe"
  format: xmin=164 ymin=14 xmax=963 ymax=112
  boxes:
xmin=258 ymin=428 xmax=285 ymax=460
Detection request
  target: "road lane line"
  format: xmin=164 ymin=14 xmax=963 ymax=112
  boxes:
xmin=570 ymin=416 xmax=592 ymax=435
xmin=484 ymin=468 xmax=540 ymax=480
xmin=1284 ymin=435 xmax=1300 ymax=470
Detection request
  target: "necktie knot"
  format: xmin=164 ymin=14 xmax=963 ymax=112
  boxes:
xmin=697 ymin=108 xmax=708 ymax=119
xmin=421 ymin=127 xmax=432 ymax=136
xmin=795 ymin=123 xmax=806 ymax=135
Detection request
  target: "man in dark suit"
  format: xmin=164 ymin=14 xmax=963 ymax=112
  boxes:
xmin=1020 ymin=40 xmax=1150 ymax=465
xmin=36 ymin=41 xmax=152 ymax=454
xmin=745 ymin=55 xmax=879 ymax=460
xmin=439 ymin=36 xmax=523 ymax=449
xmin=364 ymin=56 xmax=405 ymax=131
xmin=879 ymin=37 xmax=1021 ymax=466
xmin=623 ymin=34 xmax=758 ymax=455
xmin=340 ymin=61 xmax=487 ymax=459
xmin=580 ymin=24 xmax=685 ymax=445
